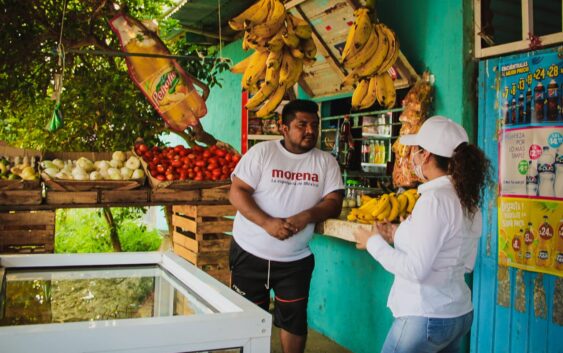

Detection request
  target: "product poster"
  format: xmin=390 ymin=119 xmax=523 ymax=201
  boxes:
xmin=496 ymin=48 xmax=563 ymax=276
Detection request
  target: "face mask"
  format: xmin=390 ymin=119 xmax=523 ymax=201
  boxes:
xmin=412 ymin=150 xmax=426 ymax=181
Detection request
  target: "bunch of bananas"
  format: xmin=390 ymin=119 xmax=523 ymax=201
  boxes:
xmin=347 ymin=189 xmax=419 ymax=224
xmin=229 ymin=0 xmax=316 ymax=118
xmin=340 ymin=8 xmax=399 ymax=110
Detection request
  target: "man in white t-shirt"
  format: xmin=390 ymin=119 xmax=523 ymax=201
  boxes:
xmin=229 ymin=100 xmax=344 ymax=353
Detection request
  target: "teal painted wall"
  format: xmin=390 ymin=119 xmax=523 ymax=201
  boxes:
xmin=195 ymin=1 xmax=472 ymax=352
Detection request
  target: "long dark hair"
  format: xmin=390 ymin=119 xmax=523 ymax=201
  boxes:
xmin=434 ymin=142 xmax=491 ymax=216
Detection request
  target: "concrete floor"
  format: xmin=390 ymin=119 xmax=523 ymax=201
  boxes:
xmin=270 ymin=325 xmax=352 ymax=353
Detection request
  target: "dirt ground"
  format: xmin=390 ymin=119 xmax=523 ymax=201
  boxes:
xmin=270 ymin=325 xmax=352 ymax=353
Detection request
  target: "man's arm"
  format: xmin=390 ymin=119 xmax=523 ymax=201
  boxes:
xmin=285 ymin=190 xmax=344 ymax=233
xmin=229 ymin=175 xmax=295 ymax=240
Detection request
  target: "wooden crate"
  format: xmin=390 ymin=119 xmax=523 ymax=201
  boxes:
xmin=0 ymin=210 xmax=55 ymax=253
xmin=172 ymin=204 xmax=235 ymax=240
xmin=173 ymin=245 xmax=231 ymax=286
xmin=45 ymin=191 xmax=99 ymax=205
xmin=150 ymin=189 xmax=200 ymax=203
xmin=173 ymin=229 xmax=231 ymax=253
xmin=0 ymin=190 xmax=43 ymax=206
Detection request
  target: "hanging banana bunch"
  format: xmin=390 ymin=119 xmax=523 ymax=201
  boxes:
xmin=229 ymin=0 xmax=316 ymax=118
xmin=340 ymin=8 xmax=400 ymax=110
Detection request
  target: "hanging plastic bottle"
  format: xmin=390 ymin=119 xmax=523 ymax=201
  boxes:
xmin=526 ymin=160 xmax=538 ymax=196
xmin=537 ymin=146 xmax=556 ymax=197
xmin=556 ymin=219 xmax=563 ymax=270
xmin=523 ymin=222 xmax=535 ymax=266
xmin=555 ymin=144 xmax=563 ymax=198
xmin=512 ymin=228 xmax=524 ymax=264
xmin=537 ymin=215 xmax=554 ymax=267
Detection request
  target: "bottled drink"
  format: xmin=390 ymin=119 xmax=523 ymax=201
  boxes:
xmin=380 ymin=141 xmax=387 ymax=163
xmin=555 ymin=144 xmax=563 ymax=198
xmin=537 ymin=215 xmax=554 ymax=267
xmin=523 ymin=222 xmax=535 ymax=265
xmin=556 ymin=219 xmax=563 ymax=271
xmin=510 ymin=96 xmax=517 ymax=124
xmin=547 ymin=79 xmax=559 ymax=121
xmin=503 ymin=100 xmax=510 ymax=126
xmin=512 ymin=228 xmax=524 ymax=263
xmin=534 ymin=82 xmax=545 ymax=122
xmin=525 ymin=88 xmax=532 ymax=124
xmin=526 ymin=160 xmax=538 ymax=196
xmin=369 ymin=141 xmax=375 ymax=165
xmin=517 ymin=93 xmax=524 ymax=124
xmin=338 ymin=116 xmax=352 ymax=167
xmin=109 ymin=14 xmax=207 ymax=132
xmin=537 ymin=146 xmax=556 ymax=197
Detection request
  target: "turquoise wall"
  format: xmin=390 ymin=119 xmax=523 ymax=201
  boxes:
xmin=199 ymin=1 xmax=472 ymax=352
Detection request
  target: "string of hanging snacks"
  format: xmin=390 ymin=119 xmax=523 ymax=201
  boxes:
xmin=46 ymin=0 xmax=67 ymax=132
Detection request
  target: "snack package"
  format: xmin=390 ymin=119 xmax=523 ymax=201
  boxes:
xmin=109 ymin=14 xmax=209 ymax=132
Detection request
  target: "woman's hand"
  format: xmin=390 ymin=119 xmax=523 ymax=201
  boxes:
xmin=374 ymin=220 xmax=399 ymax=245
xmin=354 ymin=227 xmax=376 ymax=250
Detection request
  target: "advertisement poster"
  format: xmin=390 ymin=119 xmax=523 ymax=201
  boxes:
xmin=497 ymin=48 xmax=562 ymax=276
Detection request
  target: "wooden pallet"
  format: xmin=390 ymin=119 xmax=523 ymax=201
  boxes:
xmin=0 ymin=210 xmax=55 ymax=253
xmin=0 ymin=190 xmax=42 ymax=206
xmin=172 ymin=204 xmax=235 ymax=240
xmin=173 ymin=229 xmax=231 ymax=253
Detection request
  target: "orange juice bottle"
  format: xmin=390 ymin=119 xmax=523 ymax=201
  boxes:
xmin=523 ymin=222 xmax=535 ymax=265
xmin=537 ymin=215 xmax=554 ymax=267
xmin=109 ymin=14 xmax=207 ymax=131
xmin=556 ymin=219 xmax=563 ymax=270
xmin=511 ymin=229 xmax=524 ymax=264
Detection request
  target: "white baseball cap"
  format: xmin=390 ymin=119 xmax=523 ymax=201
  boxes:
xmin=400 ymin=116 xmax=469 ymax=158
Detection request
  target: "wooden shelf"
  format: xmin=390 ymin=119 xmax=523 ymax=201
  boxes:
xmin=247 ymin=134 xmax=283 ymax=141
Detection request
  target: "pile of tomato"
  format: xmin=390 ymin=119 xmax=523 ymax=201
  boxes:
xmin=134 ymin=143 xmax=241 ymax=182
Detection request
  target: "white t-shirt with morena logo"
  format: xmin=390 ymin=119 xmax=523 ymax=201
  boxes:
xmin=232 ymin=140 xmax=343 ymax=262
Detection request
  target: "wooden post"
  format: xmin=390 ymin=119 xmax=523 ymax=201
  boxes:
xmin=102 ymin=207 xmax=122 ymax=252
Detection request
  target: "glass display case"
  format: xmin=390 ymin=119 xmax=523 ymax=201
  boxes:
xmin=0 ymin=252 xmax=271 ymax=353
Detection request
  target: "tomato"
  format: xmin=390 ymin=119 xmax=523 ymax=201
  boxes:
xmin=143 ymin=151 xmax=153 ymax=160
xmin=204 ymin=171 xmax=212 ymax=180
xmin=171 ymin=160 xmax=182 ymax=168
xmin=195 ymin=160 xmax=206 ymax=167
xmin=193 ymin=145 xmax=204 ymax=152
xmin=188 ymin=172 xmax=195 ymax=179
xmin=232 ymin=154 xmax=241 ymax=162
xmin=166 ymin=173 xmax=176 ymax=181
xmin=179 ymin=171 xmax=187 ymax=180
xmin=218 ymin=157 xmax=226 ymax=166
xmin=222 ymin=166 xmax=229 ymax=174
xmin=194 ymin=166 xmax=201 ymax=172
xmin=187 ymin=153 xmax=196 ymax=160
xmin=137 ymin=143 xmax=148 ymax=153
xmin=207 ymin=163 xmax=218 ymax=171
xmin=156 ymin=164 xmax=165 ymax=174
xmin=179 ymin=149 xmax=188 ymax=157
xmin=225 ymin=153 xmax=232 ymax=162
xmin=212 ymin=168 xmax=222 ymax=176
xmin=203 ymin=150 xmax=211 ymax=158
xmin=156 ymin=174 xmax=166 ymax=181
xmin=208 ymin=157 xmax=218 ymax=166
xmin=174 ymin=145 xmax=185 ymax=153
xmin=194 ymin=172 xmax=203 ymax=181
xmin=214 ymin=148 xmax=226 ymax=157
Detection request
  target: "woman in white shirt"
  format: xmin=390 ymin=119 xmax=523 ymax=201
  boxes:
xmin=355 ymin=116 xmax=491 ymax=353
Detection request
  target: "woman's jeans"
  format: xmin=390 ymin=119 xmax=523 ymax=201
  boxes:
xmin=380 ymin=311 xmax=473 ymax=353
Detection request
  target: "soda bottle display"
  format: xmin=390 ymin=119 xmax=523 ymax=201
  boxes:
xmin=537 ymin=215 xmax=554 ymax=267
xmin=555 ymin=144 xmax=563 ymax=198
xmin=503 ymin=100 xmax=510 ymax=126
xmin=517 ymin=93 xmax=524 ymax=124
xmin=523 ymin=222 xmax=535 ymax=265
xmin=512 ymin=228 xmax=524 ymax=263
xmin=537 ymin=146 xmax=556 ymax=197
xmin=526 ymin=160 xmax=538 ymax=196
xmin=510 ymin=96 xmax=517 ymax=124
xmin=547 ymin=79 xmax=559 ymax=121
xmin=525 ymin=88 xmax=532 ymax=124
xmin=534 ymin=82 xmax=545 ymax=122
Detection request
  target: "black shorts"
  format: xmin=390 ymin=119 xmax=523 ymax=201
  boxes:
xmin=229 ymin=239 xmax=315 ymax=336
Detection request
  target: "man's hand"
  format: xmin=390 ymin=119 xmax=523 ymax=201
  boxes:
xmin=263 ymin=217 xmax=297 ymax=240
xmin=285 ymin=212 xmax=311 ymax=235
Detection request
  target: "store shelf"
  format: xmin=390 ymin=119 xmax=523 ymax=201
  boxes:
xmin=320 ymin=107 xmax=404 ymax=121
xmin=248 ymin=134 xmax=283 ymax=140
xmin=361 ymin=133 xmax=392 ymax=139
xmin=361 ymin=163 xmax=387 ymax=168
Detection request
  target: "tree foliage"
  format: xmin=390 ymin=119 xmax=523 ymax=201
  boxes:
xmin=0 ymin=0 xmax=230 ymax=152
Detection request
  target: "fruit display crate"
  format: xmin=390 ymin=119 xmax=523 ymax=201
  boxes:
xmin=172 ymin=204 xmax=236 ymax=286
xmin=0 ymin=143 xmax=42 ymax=192
xmin=41 ymin=151 xmax=145 ymax=191
xmin=0 ymin=210 xmax=55 ymax=253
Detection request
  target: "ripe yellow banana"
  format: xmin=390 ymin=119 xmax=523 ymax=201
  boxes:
xmin=354 ymin=23 xmax=389 ymax=77
xmin=374 ymin=73 xmax=396 ymax=108
xmin=351 ymin=8 xmax=372 ymax=52
xmin=359 ymin=197 xmax=379 ymax=213
xmin=376 ymin=204 xmax=392 ymax=221
xmin=242 ymin=50 xmax=268 ymax=90
xmin=289 ymin=14 xmax=313 ymax=39
xmin=245 ymin=66 xmax=280 ymax=110
xmin=377 ymin=24 xmax=399 ymax=74
xmin=302 ymin=38 xmax=317 ymax=59
xmin=230 ymin=55 xmax=252 ymax=74
xmin=267 ymin=32 xmax=285 ymax=52
xmin=404 ymin=190 xmax=417 ymax=213
xmin=282 ymin=30 xmax=300 ymax=48
xmin=249 ymin=0 xmax=286 ymax=39
xmin=291 ymin=47 xmax=305 ymax=59
xmin=340 ymin=20 xmax=357 ymax=62
xmin=279 ymin=51 xmax=303 ymax=88
xmin=229 ymin=0 xmax=271 ymax=30
xmin=387 ymin=194 xmax=400 ymax=222
xmin=343 ymin=28 xmax=379 ymax=70
xmin=371 ymin=194 xmax=390 ymax=217
xmin=255 ymin=84 xmax=287 ymax=118
xmin=397 ymin=193 xmax=408 ymax=213
xmin=359 ymin=75 xmax=377 ymax=110
xmin=266 ymin=48 xmax=283 ymax=70
xmin=351 ymin=79 xmax=369 ymax=110
xmin=356 ymin=210 xmax=375 ymax=223
xmin=340 ymin=72 xmax=359 ymax=88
